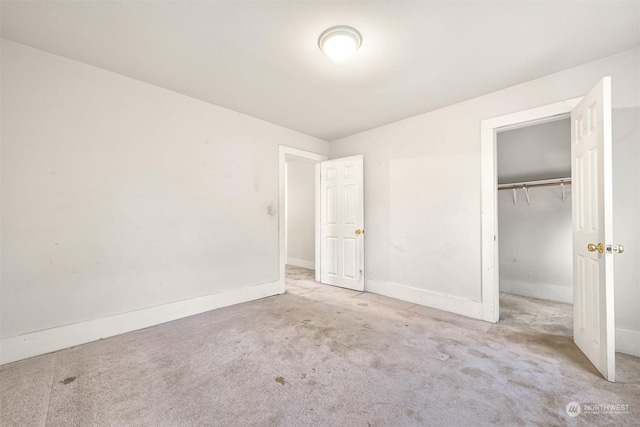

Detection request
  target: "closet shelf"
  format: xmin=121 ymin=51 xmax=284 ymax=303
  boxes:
xmin=497 ymin=177 xmax=571 ymax=190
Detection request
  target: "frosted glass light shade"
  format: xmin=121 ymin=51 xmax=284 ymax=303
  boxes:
xmin=318 ymin=26 xmax=362 ymax=61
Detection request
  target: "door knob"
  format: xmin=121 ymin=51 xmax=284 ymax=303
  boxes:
xmin=587 ymin=243 xmax=604 ymax=253
xmin=607 ymin=244 xmax=624 ymax=254
xmin=355 ymin=229 xmax=362 ymax=235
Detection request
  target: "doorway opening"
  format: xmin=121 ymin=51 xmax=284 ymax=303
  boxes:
xmin=480 ymin=97 xmax=582 ymax=323
xmin=278 ymin=146 xmax=327 ymax=291
xmin=496 ymin=118 xmax=574 ymax=334
xmin=285 ymin=153 xmax=321 ymax=289
xmin=279 ymin=146 xmax=366 ymax=294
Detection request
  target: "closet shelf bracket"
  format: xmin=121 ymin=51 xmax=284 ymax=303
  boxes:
xmin=523 ymin=186 xmax=531 ymax=204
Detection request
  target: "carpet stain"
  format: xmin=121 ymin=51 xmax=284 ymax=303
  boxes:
xmin=406 ymin=409 xmax=425 ymax=423
xmin=61 ymin=376 xmax=76 ymax=385
xmin=460 ymin=367 xmax=492 ymax=379
xmin=300 ymin=373 xmax=307 ymax=379
xmin=467 ymin=348 xmax=489 ymax=359
xmin=510 ymin=380 xmax=541 ymax=392
xmin=499 ymin=366 xmax=515 ymax=376
xmin=275 ymin=376 xmax=286 ymax=385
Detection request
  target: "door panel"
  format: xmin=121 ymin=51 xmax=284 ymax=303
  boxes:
xmin=327 ymin=187 xmax=337 ymax=224
xmin=326 ymin=237 xmax=338 ymax=276
xmin=320 ymin=155 xmax=364 ymax=291
xmin=344 ymin=185 xmax=356 ymax=225
xmin=572 ymin=76 xmax=615 ymax=382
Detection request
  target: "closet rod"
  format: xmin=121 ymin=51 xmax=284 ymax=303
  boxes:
xmin=498 ymin=178 xmax=571 ymax=191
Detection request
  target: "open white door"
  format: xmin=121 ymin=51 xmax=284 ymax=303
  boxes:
xmin=572 ymin=76 xmax=620 ymax=382
xmin=320 ymin=155 xmax=364 ymax=291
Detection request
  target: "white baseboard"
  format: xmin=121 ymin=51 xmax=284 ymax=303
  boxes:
xmin=286 ymin=257 xmax=315 ymax=270
xmin=500 ymin=280 xmax=573 ymax=304
xmin=365 ymin=279 xmax=484 ymax=321
xmin=616 ymin=328 xmax=640 ymax=358
xmin=0 ymin=280 xmax=284 ymax=365
xmin=4 ymin=276 xmax=634 ymax=365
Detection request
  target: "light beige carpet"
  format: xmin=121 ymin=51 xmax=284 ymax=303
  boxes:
xmin=2 ymin=265 xmax=639 ymax=426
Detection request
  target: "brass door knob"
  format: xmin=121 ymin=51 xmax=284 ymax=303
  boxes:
xmin=355 ymin=229 xmax=362 ymax=235
xmin=588 ymin=243 xmax=604 ymax=253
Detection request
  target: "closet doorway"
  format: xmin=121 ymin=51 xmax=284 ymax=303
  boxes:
xmin=496 ymin=118 xmax=573 ymax=332
xmin=481 ymin=79 xmax=619 ymax=382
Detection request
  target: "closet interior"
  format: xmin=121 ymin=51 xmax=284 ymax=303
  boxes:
xmin=496 ymin=117 xmax=573 ymax=326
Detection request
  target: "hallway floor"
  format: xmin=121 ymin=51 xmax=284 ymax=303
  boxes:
xmin=2 ymin=266 xmax=639 ymax=426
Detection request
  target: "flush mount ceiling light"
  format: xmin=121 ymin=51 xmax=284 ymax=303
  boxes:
xmin=318 ymin=26 xmax=362 ymax=62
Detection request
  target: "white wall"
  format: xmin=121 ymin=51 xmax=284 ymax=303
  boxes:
xmin=286 ymin=159 xmax=315 ymax=269
xmin=497 ymin=119 xmax=571 ymax=184
xmin=612 ymin=92 xmax=640 ymax=357
xmin=497 ymin=120 xmax=573 ymax=304
xmin=0 ymin=40 xmax=328 ymax=362
xmin=330 ymin=48 xmax=640 ymax=356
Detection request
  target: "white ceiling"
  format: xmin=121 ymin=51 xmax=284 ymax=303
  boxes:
xmin=2 ymin=1 xmax=638 ymax=141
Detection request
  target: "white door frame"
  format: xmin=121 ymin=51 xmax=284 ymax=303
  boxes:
xmin=279 ymin=145 xmax=328 ymax=290
xmin=480 ymin=97 xmax=582 ymax=322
